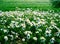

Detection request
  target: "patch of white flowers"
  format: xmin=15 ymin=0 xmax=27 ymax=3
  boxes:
xmin=4 ymin=36 xmax=8 ymax=41
xmin=33 ymin=37 xmax=37 ymax=41
xmin=40 ymin=36 xmax=46 ymax=42
xmin=45 ymin=28 xmax=52 ymax=37
xmin=50 ymin=37 xmax=55 ymax=43
xmin=0 ymin=8 xmax=60 ymax=44
xmin=22 ymin=38 xmax=25 ymax=42
xmin=24 ymin=31 xmax=32 ymax=35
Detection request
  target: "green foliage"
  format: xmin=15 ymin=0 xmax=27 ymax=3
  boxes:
xmin=51 ymin=0 xmax=60 ymax=8
xmin=0 ymin=0 xmax=51 ymax=11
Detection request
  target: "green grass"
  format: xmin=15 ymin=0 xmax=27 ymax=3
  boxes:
xmin=0 ymin=0 xmax=51 ymax=11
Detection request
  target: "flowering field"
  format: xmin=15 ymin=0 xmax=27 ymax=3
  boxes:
xmin=0 ymin=8 xmax=60 ymax=44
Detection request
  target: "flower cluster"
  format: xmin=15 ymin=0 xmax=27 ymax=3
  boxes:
xmin=0 ymin=8 xmax=60 ymax=44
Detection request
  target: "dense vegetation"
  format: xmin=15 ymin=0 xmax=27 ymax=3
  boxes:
xmin=0 ymin=8 xmax=60 ymax=44
xmin=50 ymin=0 xmax=60 ymax=8
xmin=0 ymin=0 xmax=60 ymax=44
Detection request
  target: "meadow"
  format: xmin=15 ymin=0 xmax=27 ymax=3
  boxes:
xmin=0 ymin=0 xmax=60 ymax=44
xmin=0 ymin=8 xmax=60 ymax=44
xmin=0 ymin=0 xmax=51 ymax=11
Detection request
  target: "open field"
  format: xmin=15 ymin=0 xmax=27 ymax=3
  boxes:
xmin=0 ymin=0 xmax=51 ymax=11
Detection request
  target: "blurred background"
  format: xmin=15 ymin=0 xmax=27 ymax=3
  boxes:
xmin=0 ymin=0 xmax=60 ymax=11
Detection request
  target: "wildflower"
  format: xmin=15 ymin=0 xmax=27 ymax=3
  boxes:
xmin=25 ymin=19 xmax=33 ymax=26
xmin=38 ymin=29 xmax=42 ymax=32
xmin=15 ymin=33 xmax=19 ymax=38
xmin=27 ymin=34 xmax=30 ymax=39
xmin=50 ymin=37 xmax=55 ymax=43
xmin=42 ymin=21 xmax=46 ymax=25
xmin=40 ymin=19 xmax=46 ymax=25
xmin=10 ymin=21 xmax=15 ymax=28
xmin=52 ymin=25 xmax=60 ymax=31
xmin=37 ymin=17 xmax=40 ymax=21
xmin=32 ymin=11 xmax=38 ymax=15
xmin=26 ymin=8 xmax=31 ymax=14
xmin=3 ymin=29 xmax=8 ymax=33
xmin=16 ymin=25 xmax=20 ymax=28
xmin=21 ymin=23 xmax=26 ymax=28
xmin=51 ymin=20 xmax=56 ymax=25
xmin=11 ymin=31 xmax=16 ymax=34
xmin=41 ymin=19 xmax=45 ymax=22
xmin=7 ymin=26 xmax=10 ymax=28
xmin=10 ymin=21 xmax=19 ymax=28
xmin=4 ymin=36 xmax=8 ymax=41
xmin=37 ymin=22 xmax=41 ymax=25
xmin=33 ymin=37 xmax=37 ymax=41
xmin=22 ymin=38 xmax=25 ymax=42
xmin=17 ymin=18 xmax=24 ymax=21
xmin=40 ymin=36 xmax=46 ymax=42
xmin=24 ymin=31 xmax=32 ymax=35
xmin=41 ymin=11 xmax=46 ymax=15
xmin=0 ymin=12 xmax=2 ymax=16
xmin=35 ymin=31 xmax=39 ymax=34
xmin=54 ymin=13 xmax=58 ymax=17
xmin=55 ymin=32 xmax=60 ymax=38
xmin=8 ymin=35 xmax=14 ymax=40
xmin=29 ymin=22 xmax=33 ymax=26
xmin=0 ymin=29 xmax=3 ymax=31
xmin=45 ymin=29 xmax=51 ymax=37
xmin=15 ymin=35 xmax=18 ymax=38
xmin=31 ymin=21 xmax=36 ymax=26
xmin=25 ymin=19 xmax=30 ymax=23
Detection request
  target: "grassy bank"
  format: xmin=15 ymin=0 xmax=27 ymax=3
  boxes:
xmin=0 ymin=0 xmax=51 ymax=11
